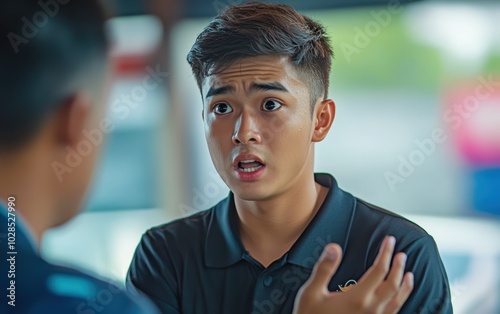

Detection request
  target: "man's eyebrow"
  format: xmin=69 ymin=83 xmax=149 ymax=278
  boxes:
xmin=205 ymin=86 xmax=234 ymax=99
xmin=205 ymin=82 xmax=289 ymax=99
xmin=251 ymin=82 xmax=289 ymax=93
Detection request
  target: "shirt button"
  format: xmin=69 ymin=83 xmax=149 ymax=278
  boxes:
xmin=263 ymin=276 xmax=273 ymax=287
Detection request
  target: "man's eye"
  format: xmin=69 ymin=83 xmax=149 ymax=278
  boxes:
xmin=213 ymin=103 xmax=233 ymax=115
xmin=262 ymin=99 xmax=282 ymax=112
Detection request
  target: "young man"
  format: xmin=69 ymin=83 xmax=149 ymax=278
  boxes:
xmin=127 ymin=2 xmax=452 ymax=313
xmin=0 ymin=1 xmax=157 ymax=313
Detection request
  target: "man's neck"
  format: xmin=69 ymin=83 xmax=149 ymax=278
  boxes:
xmin=234 ymin=174 xmax=328 ymax=267
xmin=0 ymin=156 xmax=53 ymax=246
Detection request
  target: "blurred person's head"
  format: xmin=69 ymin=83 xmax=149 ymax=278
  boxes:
xmin=187 ymin=2 xmax=335 ymax=201
xmin=0 ymin=0 xmax=109 ymax=240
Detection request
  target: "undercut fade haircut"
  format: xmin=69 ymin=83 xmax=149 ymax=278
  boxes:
xmin=186 ymin=1 xmax=333 ymax=108
xmin=0 ymin=0 xmax=108 ymax=152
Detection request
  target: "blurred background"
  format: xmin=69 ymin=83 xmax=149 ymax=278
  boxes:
xmin=40 ymin=0 xmax=500 ymax=313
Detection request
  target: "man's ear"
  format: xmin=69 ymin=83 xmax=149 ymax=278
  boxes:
xmin=55 ymin=92 xmax=92 ymax=148
xmin=312 ymin=99 xmax=335 ymax=143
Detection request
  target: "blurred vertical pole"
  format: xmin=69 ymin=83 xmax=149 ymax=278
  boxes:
xmin=148 ymin=0 xmax=186 ymax=219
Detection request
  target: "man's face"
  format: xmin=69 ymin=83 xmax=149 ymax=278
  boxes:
xmin=202 ymin=55 xmax=320 ymax=201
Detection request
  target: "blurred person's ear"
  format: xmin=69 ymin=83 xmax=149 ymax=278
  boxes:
xmin=55 ymin=92 xmax=92 ymax=149
xmin=48 ymin=90 xmax=102 ymax=228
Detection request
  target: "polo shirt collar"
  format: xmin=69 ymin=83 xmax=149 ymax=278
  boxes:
xmin=204 ymin=194 xmax=246 ymax=268
xmin=286 ymin=173 xmax=356 ymax=269
xmin=204 ymin=173 xmax=356 ymax=269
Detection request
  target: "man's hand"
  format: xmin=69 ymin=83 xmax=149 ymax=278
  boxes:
xmin=293 ymin=236 xmax=414 ymax=314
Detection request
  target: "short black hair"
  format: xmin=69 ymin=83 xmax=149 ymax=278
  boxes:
xmin=0 ymin=0 xmax=108 ymax=151
xmin=187 ymin=1 xmax=333 ymax=107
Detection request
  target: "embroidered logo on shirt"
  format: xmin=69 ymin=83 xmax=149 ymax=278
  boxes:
xmin=338 ymin=279 xmax=357 ymax=292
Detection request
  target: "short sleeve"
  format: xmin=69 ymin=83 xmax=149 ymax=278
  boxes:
xmin=400 ymin=235 xmax=453 ymax=313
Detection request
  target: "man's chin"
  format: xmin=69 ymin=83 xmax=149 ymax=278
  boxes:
xmin=232 ymin=187 xmax=273 ymax=202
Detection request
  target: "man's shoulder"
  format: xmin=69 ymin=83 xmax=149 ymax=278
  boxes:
xmin=145 ymin=201 xmax=221 ymax=243
xmin=353 ymin=197 xmax=429 ymax=243
xmin=351 ymin=199 xmax=452 ymax=314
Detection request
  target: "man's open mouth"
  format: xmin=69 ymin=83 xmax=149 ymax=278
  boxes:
xmin=237 ymin=160 xmax=265 ymax=173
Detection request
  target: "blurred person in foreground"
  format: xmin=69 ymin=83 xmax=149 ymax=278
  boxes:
xmin=127 ymin=2 xmax=452 ymax=314
xmin=0 ymin=1 xmax=157 ymax=313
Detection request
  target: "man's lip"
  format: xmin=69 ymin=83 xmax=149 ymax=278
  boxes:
xmin=233 ymin=153 xmax=265 ymax=168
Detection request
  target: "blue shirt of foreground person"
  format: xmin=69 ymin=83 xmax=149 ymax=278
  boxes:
xmin=0 ymin=1 xmax=157 ymax=313
xmin=0 ymin=203 xmax=155 ymax=314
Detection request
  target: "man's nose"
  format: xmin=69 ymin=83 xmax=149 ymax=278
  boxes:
xmin=232 ymin=111 xmax=262 ymax=145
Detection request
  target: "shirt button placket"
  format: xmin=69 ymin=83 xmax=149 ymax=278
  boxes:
xmin=252 ymin=274 xmax=276 ymax=314
xmin=263 ymin=276 xmax=273 ymax=287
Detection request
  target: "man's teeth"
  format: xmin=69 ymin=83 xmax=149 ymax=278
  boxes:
xmin=237 ymin=159 xmax=264 ymax=172
xmin=240 ymin=165 xmax=263 ymax=172
xmin=240 ymin=160 xmax=256 ymax=163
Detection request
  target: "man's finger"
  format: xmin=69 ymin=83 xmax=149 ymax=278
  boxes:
xmin=304 ymin=243 xmax=343 ymax=294
xmin=358 ymin=236 xmax=396 ymax=290
xmin=384 ymin=272 xmax=414 ymax=314
xmin=375 ymin=252 xmax=407 ymax=302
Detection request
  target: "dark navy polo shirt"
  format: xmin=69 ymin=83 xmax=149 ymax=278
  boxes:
xmin=127 ymin=173 xmax=452 ymax=314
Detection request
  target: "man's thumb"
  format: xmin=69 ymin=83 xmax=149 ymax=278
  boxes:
xmin=306 ymin=243 xmax=343 ymax=292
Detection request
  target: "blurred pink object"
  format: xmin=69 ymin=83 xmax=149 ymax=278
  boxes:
xmin=445 ymin=77 xmax=500 ymax=166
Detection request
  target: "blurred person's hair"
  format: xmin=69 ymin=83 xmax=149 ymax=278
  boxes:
xmin=186 ymin=1 xmax=333 ymax=109
xmin=0 ymin=0 xmax=109 ymax=152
